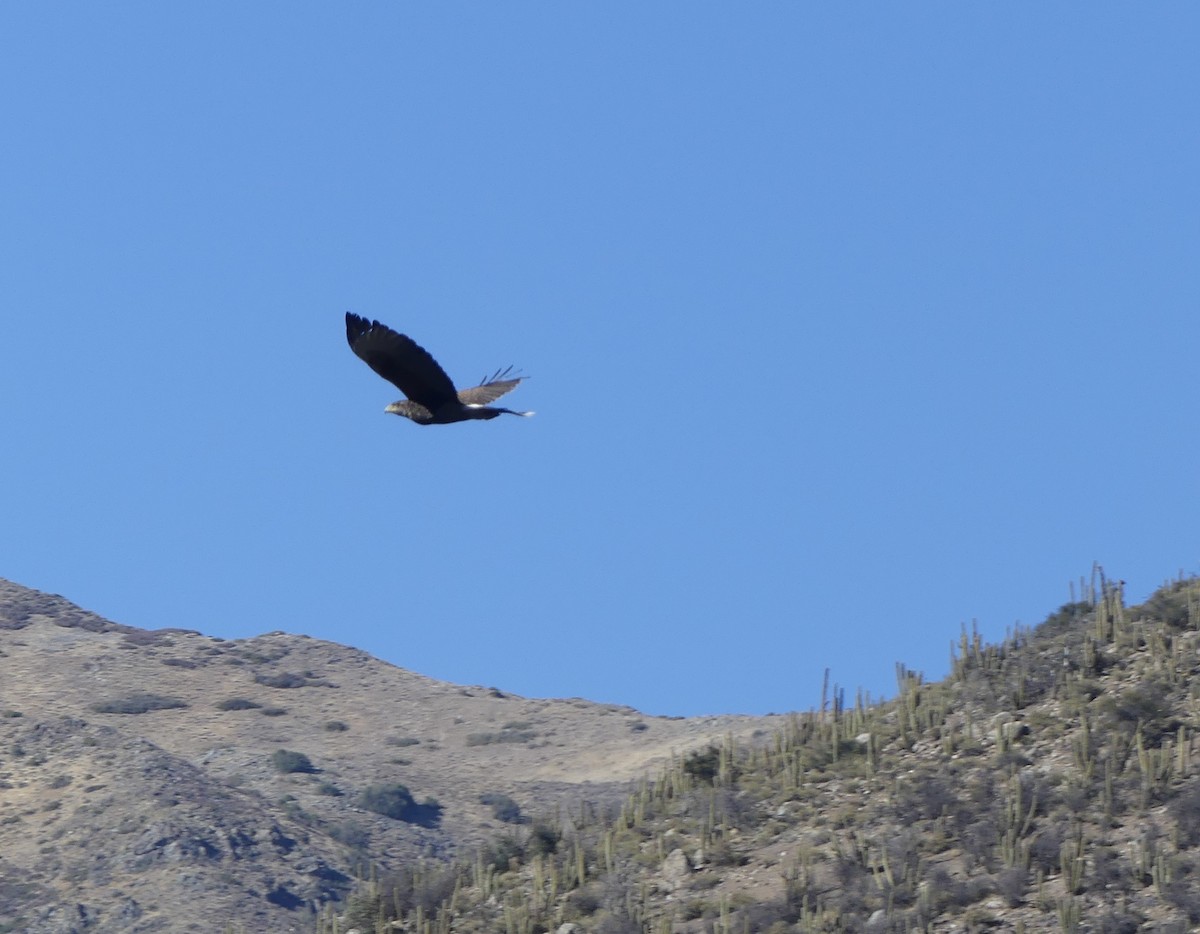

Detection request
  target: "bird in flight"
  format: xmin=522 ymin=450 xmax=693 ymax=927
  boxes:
xmin=345 ymin=312 xmax=534 ymax=425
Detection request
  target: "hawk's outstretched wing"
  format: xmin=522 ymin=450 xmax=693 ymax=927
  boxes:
xmin=458 ymin=366 xmax=527 ymax=406
xmin=345 ymin=313 xmax=458 ymax=410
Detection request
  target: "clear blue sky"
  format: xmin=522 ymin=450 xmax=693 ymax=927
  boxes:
xmin=2 ymin=5 xmax=1197 ymax=716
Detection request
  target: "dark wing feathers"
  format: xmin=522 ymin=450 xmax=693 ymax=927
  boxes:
xmin=345 ymin=313 xmax=458 ymax=408
xmin=479 ymin=365 xmax=518 ymax=385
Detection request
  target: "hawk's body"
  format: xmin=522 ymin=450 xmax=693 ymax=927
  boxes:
xmin=345 ymin=313 xmax=533 ymax=425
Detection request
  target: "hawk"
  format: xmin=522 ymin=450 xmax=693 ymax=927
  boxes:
xmin=345 ymin=312 xmax=534 ymax=425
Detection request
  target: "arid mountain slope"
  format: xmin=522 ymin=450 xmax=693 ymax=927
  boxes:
xmin=11 ymin=575 xmax=1199 ymax=934
xmin=384 ymin=576 xmax=1200 ymax=934
xmin=0 ymin=578 xmax=776 ymax=933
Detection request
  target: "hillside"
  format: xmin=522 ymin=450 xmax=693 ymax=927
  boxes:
xmin=326 ymin=573 xmax=1200 ymax=933
xmin=4 ymin=573 xmax=1200 ymax=933
xmin=0 ymin=578 xmax=774 ymax=933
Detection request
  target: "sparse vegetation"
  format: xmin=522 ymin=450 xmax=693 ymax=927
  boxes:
xmin=358 ymin=783 xmax=443 ymax=827
xmin=269 ymin=749 xmax=316 ymax=774
xmin=326 ymin=819 xmax=370 ymax=851
xmin=91 ymin=693 xmax=188 ymax=714
xmin=7 ymin=569 xmax=1200 ymax=933
xmin=359 ymin=783 xmax=417 ymax=820
xmin=480 ymin=791 xmax=525 ymax=823
xmin=255 ymin=671 xmax=315 ymax=689
xmin=120 ymin=629 xmax=174 ymax=647
xmin=466 ymin=728 xmax=538 ymax=746
xmin=215 ymin=697 xmax=262 ymax=711
xmin=321 ymin=571 xmax=1200 ymax=934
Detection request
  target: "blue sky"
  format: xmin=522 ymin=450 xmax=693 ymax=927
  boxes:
xmin=2 ymin=5 xmax=1197 ymax=716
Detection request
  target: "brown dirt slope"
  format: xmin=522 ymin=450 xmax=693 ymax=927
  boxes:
xmin=0 ymin=577 xmax=777 ymax=933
